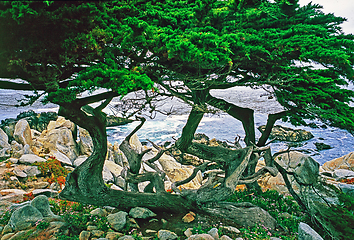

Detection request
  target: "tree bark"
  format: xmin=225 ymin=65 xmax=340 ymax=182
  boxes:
xmin=257 ymin=111 xmax=288 ymax=147
xmin=206 ymin=94 xmax=255 ymax=145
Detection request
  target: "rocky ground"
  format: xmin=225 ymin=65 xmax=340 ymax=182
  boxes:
xmin=0 ymin=112 xmax=354 ymax=240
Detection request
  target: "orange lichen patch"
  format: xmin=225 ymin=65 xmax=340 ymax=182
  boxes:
xmin=235 ymin=184 xmax=246 ymax=191
xmin=340 ymin=178 xmax=354 ymax=184
xmin=5 ymin=162 xmax=12 ymax=168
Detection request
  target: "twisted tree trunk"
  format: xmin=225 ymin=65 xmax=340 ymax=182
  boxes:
xmin=58 ymin=104 xmax=196 ymax=212
xmin=58 ymin=101 xmax=278 ymax=230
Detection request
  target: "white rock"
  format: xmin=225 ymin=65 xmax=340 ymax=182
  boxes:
xmin=0 ymin=189 xmax=27 ymax=196
xmin=298 ymin=222 xmax=323 ymax=240
xmin=8 ymin=158 xmax=19 ymax=164
xmin=73 ymin=155 xmax=88 ymax=167
xmin=221 ymin=226 xmax=241 ymax=234
xmin=13 ymin=119 xmax=32 ymax=146
xmin=40 ymin=127 xmax=78 ymax=162
xmin=47 ymin=116 xmax=75 ymax=132
xmin=49 ymin=150 xmax=73 ymax=165
xmin=333 ymin=169 xmax=354 ymax=180
xmin=129 ymin=134 xmax=142 ymax=153
xmin=104 ymin=160 xmax=123 ymax=177
xmin=13 ymin=169 xmax=27 ymax=178
xmin=0 ymin=128 xmax=11 ymax=149
xmin=103 ymin=165 xmax=114 ymax=182
xmin=19 ymin=154 xmax=46 ymax=164
xmin=220 ymin=236 xmax=233 ymax=240
xmin=78 ymin=127 xmax=93 ymax=156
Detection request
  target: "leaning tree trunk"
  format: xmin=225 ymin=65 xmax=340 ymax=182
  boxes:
xmin=175 ymin=107 xmax=204 ymax=151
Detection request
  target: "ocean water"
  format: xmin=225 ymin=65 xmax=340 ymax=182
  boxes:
xmin=1 ymin=87 xmax=353 ymax=165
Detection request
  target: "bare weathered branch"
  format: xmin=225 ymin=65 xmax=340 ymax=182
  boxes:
xmin=225 ymin=146 xmax=253 ymax=191
xmin=146 ymin=139 xmax=166 ymax=163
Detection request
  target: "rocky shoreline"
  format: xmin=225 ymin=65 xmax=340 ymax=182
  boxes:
xmin=0 ymin=112 xmax=354 ymax=239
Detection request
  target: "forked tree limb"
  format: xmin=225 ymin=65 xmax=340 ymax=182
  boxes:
xmin=225 ymin=146 xmax=253 ymax=191
xmin=171 ymin=161 xmax=210 ymax=193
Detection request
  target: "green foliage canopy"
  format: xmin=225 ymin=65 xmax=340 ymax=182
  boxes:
xmin=0 ymin=0 xmax=353 ymax=132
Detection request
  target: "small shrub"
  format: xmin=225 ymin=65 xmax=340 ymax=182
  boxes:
xmin=56 ymin=235 xmax=80 ymax=240
xmin=319 ymin=192 xmax=354 ymax=240
xmin=33 ymin=157 xmax=69 ymax=187
xmin=62 ymin=213 xmax=91 ymax=236
xmin=36 ymin=219 xmax=50 ymax=230
xmin=23 ymin=192 xmax=34 ymax=201
xmin=227 ymin=189 xmax=306 ymax=237
xmin=0 ymin=210 xmax=13 ymax=225
xmin=240 ymin=224 xmax=297 ymax=240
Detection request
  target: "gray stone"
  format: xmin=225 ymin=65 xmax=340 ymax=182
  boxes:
xmin=2 ymin=224 xmax=13 ymax=235
xmin=13 ymin=119 xmax=32 ymax=146
xmin=333 ymin=169 xmax=354 ymax=180
xmin=0 ymin=148 xmax=10 ymax=160
xmin=10 ymin=140 xmax=23 ymax=158
xmin=184 ymin=228 xmax=193 ymax=237
xmin=78 ymin=127 xmax=93 ymax=156
xmin=23 ymin=166 xmax=41 ymax=177
xmin=9 ymin=201 xmax=31 ymax=211
xmin=113 ymin=142 xmax=128 ymax=167
xmin=42 ymin=126 xmax=78 ymax=162
xmin=258 ymin=125 xmax=314 ymax=142
xmin=91 ymin=230 xmax=105 ymax=238
xmin=1 ymin=232 xmax=15 ymax=240
xmin=50 ymin=150 xmax=73 ymax=165
xmin=74 ymin=155 xmax=88 ymax=167
xmin=220 ymin=236 xmax=233 ymax=240
xmin=207 ymin=228 xmax=219 ymax=240
xmin=276 ymin=151 xmax=319 ymax=185
xmin=79 ymin=230 xmax=91 ymax=240
xmin=118 ymin=236 xmax=135 ymax=240
xmin=129 ymin=207 xmax=157 ymax=219
xmin=49 ymin=221 xmax=66 ymax=228
xmin=204 ymin=202 xmax=277 ymax=230
xmin=221 ymin=226 xmax=240 ymax=234
xmin=105 ymin=160 xmax=123 ymax=178
xmin=23 ymin=144 xmax=33 ymax=154
xmin=50 ymin=182 xmax=62 ymax=191
xmin=0 ymin=189 xmax=27 ymax=196
xmin=9 ymin=205 xmax=43 ymax=231
xmin=337 ymin=183 xmax=354 ymax=198
xmin=64 ymin=166 xmax=75 ymax=172
xmin=87 ymin=225 xmax=98 ymax=231
xmin=9 ymin=176 xmax=19 ymax=182
xmin=157 ymin=230 xmax=178 ymax=240
xmin=7 ymin=158 xmax=18 ymax=164
xmin=90 ymin=208 xmax=108 ymax=217
xmin=6 ymin=229 xmax=34 ymax=239
xmin=19 ymin=154 xmax=46 ymax=164
xmin=106 ymin=232 xmax=124 ymax=240
xmin=187 ymin=234 xmax=214 ymax=240
xmin=103 ymin=165 xmax=114 ymax=182
xmin=107 ymin=211 xmax=128 ymax=232
xmin=13 ymin=168 xmax=27 ymax=178
xmin=31 ymin=195 xmax=56 ymax=217
xmin=32 ymin=189 xmax=59 ymax=198
xmin=0 ymin=128 xmax=10 ymax=149
xmin=298 ymin=222 xmax=324 ymax=240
